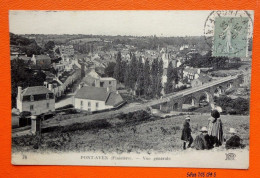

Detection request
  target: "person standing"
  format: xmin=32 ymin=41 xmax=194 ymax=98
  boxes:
xmin=208 ymin=110 xmax=224 ymax=147
xmin=181 ymin=116 xmax=193 ymax=150
xmin=194 ymin=127 xmax=213 ymax=150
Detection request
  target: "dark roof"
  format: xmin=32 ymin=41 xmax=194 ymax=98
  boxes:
xmin=22 ymin=86 xmax=53 ymax=96
xmin=106 ymin=92 xmax=124 ymax=107
xmin=75 ymin=86 xmax=109 ymax=101
xmin=82 ymin=75 xmax=96 ymax=86
xmin=47 ymin=80 xmax=61 ymax=88
xmin=75 ymin=86 xmax=124 ymax=106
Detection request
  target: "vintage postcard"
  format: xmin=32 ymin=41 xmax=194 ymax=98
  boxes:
xmin=10 ymin=10 xmax=253 ymax=169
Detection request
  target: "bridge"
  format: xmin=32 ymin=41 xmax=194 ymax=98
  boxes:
xmin=146 ymin=73 xmax=245 ymax=112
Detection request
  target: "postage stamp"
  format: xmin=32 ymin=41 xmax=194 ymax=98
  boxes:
xmin=212 ymin=17 xmax=250 ymax=57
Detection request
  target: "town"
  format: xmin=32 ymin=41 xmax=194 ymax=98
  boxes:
xmin=11 ymin=32 xmax=251 ymax=152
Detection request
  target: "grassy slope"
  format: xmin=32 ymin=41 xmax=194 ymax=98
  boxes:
xmin=12 ymin=115 xmax=249 ymax=154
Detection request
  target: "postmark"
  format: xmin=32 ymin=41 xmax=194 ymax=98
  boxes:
xmin=204 ymin=10 xmax=253 ymax=57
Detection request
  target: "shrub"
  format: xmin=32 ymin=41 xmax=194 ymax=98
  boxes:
xmin=214 ymin=96 xmax=249 ymax=115
xmin=118 ymin=110 xmax=151 ymax=123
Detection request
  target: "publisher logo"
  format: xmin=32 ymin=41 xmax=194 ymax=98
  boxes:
xmin=225 ymin=153 xmax=236 ymax=160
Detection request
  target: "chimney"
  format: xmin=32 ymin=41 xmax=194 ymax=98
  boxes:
xmin=48 ymin=84 xmax=53 ymax=91
xmin=17 ymin=86 xmax=22 ymax=101
xmin=44 ymin=81 xmax=48 ymax=88
xmin=78 ymin=83 xmax=83 ymax=89
xmin=95 ymin=79 xmax=100 ymax=87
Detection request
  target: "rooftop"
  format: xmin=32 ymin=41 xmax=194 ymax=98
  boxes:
xmin=75 ymin=86 xmax=124 ymax=106
xmin=75 ymin=86 xmax=109 ymax=101
xmin=184 ymin=67 xmax=200 ymax=74
xmin=100 ymin=77 xmax=116 ymax=81
xmin=21 ymin=86 xmax=53 ymax=96
xmin=33 ymin=55 xmax=51 ymax=60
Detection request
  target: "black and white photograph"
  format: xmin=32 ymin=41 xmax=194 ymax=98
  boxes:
xmin=10 ymin=10 xmax=253 ymax=168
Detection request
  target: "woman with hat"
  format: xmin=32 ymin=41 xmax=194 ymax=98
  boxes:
xmin=194 ymin=127 xmax=213 ymax=150
xmin=208 ymin=109 xmax=224 ymax=147
xmin=181 ymin=116 xmax=193 ymax=150
xmin=225 ymin=128 xmax=244 ymax=149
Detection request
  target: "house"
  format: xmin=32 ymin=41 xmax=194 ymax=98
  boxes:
xmin=58 ymin=67 xmax=81 ymax=91
xmin=85 ymin=68 xmax=101 ymax=79
xmin=74 ymin=86 xmax=125 ymax=112
xmin=81 ymin=76 xmax=117 ymax=92
xmin=97 ymin=77 xmax=117 ymax=92
xmin=58 ymin=45 xmax=74 ymax=56
xmin=191 ymin=74 xmax=212 ymax=88
xmin=16 ymin=86 xmax=55 ymax=115
xmin=44 ymin=80 xmax=64 ymax=98
xmin=31 ymin=54 xmax=51 ymax=69
xmin=183 ymin=67 xmax=201 ymax=82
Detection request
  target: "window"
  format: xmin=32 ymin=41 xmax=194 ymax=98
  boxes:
xmin=100 ymin=82 xmax=104 ymax=87
xmin=80 ymin=100 xmax=84 ymax=106
xmin=46 ymin=93 xmax=49 ymax=100
xmin=96 ymin=102 xmax=99 ymax=108
xmin=47 ymin=103 xmax=49 ymax=109
xmin=30 ymin=105 xmax=34 ymax=111
xmin=88 ymin=101 xmax=91 ymax=107
xmin=30 ymin=95 xmax=34 ymax=101
xmin=109 ymin=81 xmax=111 ymax=85
xmin=88 ymin=108 xmax=91 ymax=112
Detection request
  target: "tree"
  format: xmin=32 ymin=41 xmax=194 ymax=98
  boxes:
xmin=11 ymin=59 xmax=46 ymax=107
xmin=136 ymin=57 xmax=145 ymax=96
xmin=156 ymin=59 xmax=163 ymax=96
xmin=143 ymin=59 xmax=151 ymax=97
xmin=81 ymin=63 xmax=85 ymax=78
xmin=104 ymin=62 xmax=116 ymax=77
xmin=124 ymin=63 xmax=131 ymax=88
xmin=44 ymin=41 xmax=55 ymax=51
xmin=165 ymin=61 xmax=178 ymax=94
xmin=151 ymin=58 xmax=159 ymax=97
xmin=113 ymin=52 xmax=122 ymax=83
xmin=121 ymin=60 xmax=127 ymax=83
xmin=129 ymin=53 xmax=138 ymax=90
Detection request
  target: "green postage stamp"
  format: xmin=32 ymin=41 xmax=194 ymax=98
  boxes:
xmin=212 ymin=17 xmax=250 ymax=57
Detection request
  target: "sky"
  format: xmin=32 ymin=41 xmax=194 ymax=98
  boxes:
xmin=9 ymin=10 xmax=252 ymax=37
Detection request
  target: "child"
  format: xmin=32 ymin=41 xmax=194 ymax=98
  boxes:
xmin=225 ymin=128 xmax=244 ymax=149
xmin=194 ymin=127 xmax=213 ymax=150
xmin=181 ymin=116 xmax=193 ymax=150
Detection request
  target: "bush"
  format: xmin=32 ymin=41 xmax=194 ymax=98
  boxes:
xmin=118 ymin=110 xmax=151 ymax=123
xmin=214 ymin=96 xmax=249 ymax=115
xmin=65 ymin=109 xmax=77 ymax=114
